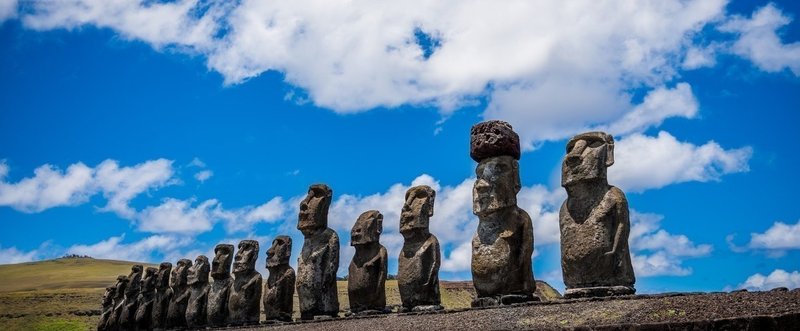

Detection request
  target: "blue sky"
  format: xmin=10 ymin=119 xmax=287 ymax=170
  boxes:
xmin=1 ymin=0 xmax=799 ymax=293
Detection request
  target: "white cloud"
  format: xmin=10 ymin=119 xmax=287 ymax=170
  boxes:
xmin=194 ymin=170 xmax=213 ymax=183
xmin=737 ymin=269 xmax=800 ymax=291
xmin=66 ymin=234 xmax=195 ymax=263
xmin=598 ymin=83 xmax=698 ymax=137
xmin=629 ymin=211 xmax=712 ymax=277
xmin=188 ymin=157 xmax=206 ymax=168
xmin=137 ymin=198 xmax=218 ymax=234
xmin=610 ymin=131 xmax=752 ymax=192
xmin=94 ymin=159 xmax=175 ymax=218
xmin=748 ymin=220 xmax=800 ymax=251
xmin=682 ymin=45 xmax=718 ymax=69
xmin=0 ymin=245 xmax=42 ymax=265
xmin=720 ymin=4 xmax=800 ymax=76
xmin=0 ymin=0 xmax=17 ymax=23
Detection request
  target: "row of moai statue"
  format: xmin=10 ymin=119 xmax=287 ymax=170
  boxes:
xmin=97 ymin=120 xmax=636 ymax=330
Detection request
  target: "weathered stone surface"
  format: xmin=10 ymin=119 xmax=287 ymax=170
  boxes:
xmin=398 ymin=185 xmax=442 ymax=311
xmin=106 ymin=275 xmax=128 ymax=331
xmin=151 ymin=262 xmax=171 ymax=330
xmin=185 ymin=255 xmax=210 ymax=328
xmin=297 ymin=184 xmax=340 ymax=320
xmin=228 ymin=240 xmax=263 ymax=325
xmin=471 ymin=121 xmax=536 ymax=307
xmin=133 ymin=267 xmax=157 ymax=330
xmin=165 ymin=259 xmax=192 ymax=329
xmin=348 ymin=210 xmax=388 ymax=314
xmin=263 ymin=235 xmax=296 ymax=322
xmin=118 ymin=265 xmax=143 ymax=331
xmin=208 ymin=244 xmax=234 ymax=327
xmin=470 ymin=120 xmax=521 ymax=162
xmin=97 ymin=286 xmax=116 ymax=331
xmin=560 ymin=131 xmax=634 ymax=298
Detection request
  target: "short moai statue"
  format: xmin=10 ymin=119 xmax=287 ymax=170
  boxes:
xmin=134 ymin=267 xmax=157 ymax=331
xmin=207 ymin=244 xmax=234 ymax=327
xmin=348 ymin=210 xmax=388 ymax=314
xmin=118 ymin=265 xmax=143 ymax=331
xmin=97 ymin=286 xmax=116 ymax=331
xmin=470 ymin=120 xmax=537 ymax=307
xmin=185 ymin=255 xmax=211 ymax=328
xmin=151 ymin=262 xmax=172 ymax=330
xmin=560 ymin=132 xmax=635 ymax=298
xmin=263 ymin=236 xmax=295 ymax=322
xmin=106 ymin=275 xmax=128 ymax=331
xmin=165 ymin=259 xmax=192 ymax=329
xmin=397 ymin=185 xmax=443 ymax=312
xmin=228 ymin=240 xmax=263 ymax=326
xmin=296 ymin=184 xmax=340 ymax=320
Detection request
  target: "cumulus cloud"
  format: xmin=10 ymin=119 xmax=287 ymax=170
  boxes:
xmin=728 ymin=220 xmax=800 ymax=257
xmin=0 ymin=245 xmax=43 ymax=264
xmin=629 ymin=211 xmax=712 ymax=277
xmin=66 ymin=234 xmax=195 ymax=263
xmin=136 ymin=196 xmax=290 ymax=234
xmin=720 ymin=4 xmax=800 ymax=76
xmin=194 ymin=170 xmax=213 ymax=183
xmin=737 ymin=269 xmax=800 ymax=291
xmin=0 ymin=0 xmax=17 ymax=23
xmin=0 ymin=159 xmax=175 ymax=216
xmin=609 ymin=131 xmax=752 ymax=192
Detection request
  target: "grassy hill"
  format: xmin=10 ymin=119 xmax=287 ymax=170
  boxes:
xmin=0 ymin=258 xmax=560 ymax=330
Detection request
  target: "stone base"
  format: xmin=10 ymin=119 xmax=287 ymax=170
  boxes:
xmin=345 ymin=307 xmax=392 ymax=316
xmin=411 ymin=305 xmax=444 ymax=312
xmin=471 ymin=294 xmax=539 ymax=308
xmin=564 ymin=286 xmax=635 ymax=299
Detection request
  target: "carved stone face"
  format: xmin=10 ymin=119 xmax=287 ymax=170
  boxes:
xmin=102 ymin=286 xmax=116 ymax=306
xmin=187 ymin=255 xmax=210 ymax=285
xmin=400 ymin=185 xmax=435 ymax=234
xmin=561 ymin=132 xmax=614 ymax=187
xmin=142 ymin=267 xmax=158 ymax=293
xmin=170 ymin=259 xmax=192 ymax=288
xmin=473 ymin=155 xmax=520 ymax=216
xmin=114 ymin=275 xmax=128 ymax=299
xmin=266 ymin=236 xmax=292 ymax=267
xmin=156 ymin=262 xmax=172 ymax=289
xmin=125 ymin=264 xmax=143 ymax=298
xmin=351 ymin=210 xmax=383 ymax=246
xmin=211 ymin=244 xmax=234 ymax=278
xmin=298 ymin=184 xmax=332 ymax=236
xmin=233 ymin=240 xmax=259 ymax=273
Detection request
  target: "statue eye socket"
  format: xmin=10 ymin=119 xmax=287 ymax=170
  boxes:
xmin=588 ymin=140 xmax=603 ymax=148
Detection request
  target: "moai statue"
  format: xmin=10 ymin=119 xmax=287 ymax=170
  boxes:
xmin=118 ymin=265 xmax=143 ymax=330
xmin=228 ymin=240 xmax=263 ymax=325
xmin=134 ymin=267 xmax=157 ymax=330
xmin=470 ymin=120 xmax=537 ymax=307
xmin=397 ymin=185 xmax=442 ymax=312
xmin=152 ymin=262 xmax=172 ymax=330
xmin=348 ymin=210 xmax=388 ymax=314
xmin=263 ymin=236 xmax=295 ymax=322
xmin=185 ymin=255 xmax=211 ymax=328
xmin=165 ymin=259 xmax=192 ymax=329
xmin=296 ymin=184 xmax=340 ymax=320
xmin=207 ymin=244 xmax=234 ymax=327
xmin=560 ymin=132 xmax=635 ymax=298
xmin=106 ymin=275 xmax=128 ymax=331
xmin=97 ymin=286 xmax=116 ymax=331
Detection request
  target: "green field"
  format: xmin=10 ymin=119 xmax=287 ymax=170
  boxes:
xmin=0 ymin=258 xmax=559 ymax=330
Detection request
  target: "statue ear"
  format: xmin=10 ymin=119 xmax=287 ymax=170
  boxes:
xmin=376 ymin=213 xmax=383 ymax=234
xmin=605 ymin=135 xmax=615 ymax=167
xmin=428 ymin=190 xmax=436 ymax=217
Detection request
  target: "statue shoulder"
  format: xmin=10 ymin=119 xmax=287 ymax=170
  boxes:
xmin=606 ymin=186 xmax=628 ymax=204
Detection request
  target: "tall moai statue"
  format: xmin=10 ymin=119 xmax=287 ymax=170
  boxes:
xmin=165 ymin=259 xmax=192 ymax=329
xmin=106 ymin=275 xmax=128 ymax=331
xmin=185 ymin=255 xmax=211 ymax=328
xmin=118 ymin=264 xmax=143 ymax=330
xmin=152 ymin=262 xmax=172 ymax=330
xmin=97 ymin=286 xmax=116 ymax=331
xmin=133 ymin=267 xmax=157 ymax=331
xmin=397 ymin=185 xmax=442 ymax=312
xmin=263 ymin=235 xmax=296 ymax=322
xmin=348 ymin=210 xmax=388 ymax=314
xmin=470 ymin=120 xmax=537 ymax=307
xmin=207 ymin=244 xmax=234 ymax=327
xmin=228 ymin=240 xmax=263 ymax=326
xmin=296 ymin=184 xmax=340 ymax=320
xmin=560 ymin=132 xmax=635 ymax=298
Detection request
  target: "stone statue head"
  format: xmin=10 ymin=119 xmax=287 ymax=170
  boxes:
xmin=114 ymin=275 xmax=128 ymax=300
xmin=400 ymin=185 xmax=435 ymax=235
xmin=125 ymin=264 xmax=143 ymax=298
xmin=266 ymin=235 xmax=292 ymax=268
xmin=351 ymin=210 xmax=383 ymax=246
xmin=102 ymin=286 xmax=116 ymax=307
xmin=156 ymin=262 xmax=172 ymax=289
xmin=233 ymin=240 xmax=259 ymax=274
xmin=170 ymin=259 xmax=192 ymax=288
xmin=473 ymin=155 xmax=521 ymax=216
xmin=187 ymin=255 xmax=210 ymax=285
xmin=561 ymin=131 xmax=614 ymax=188
xmin=211 ymin=244 xmax=234 ymax=279
xmin=141 ymin=267 xmax=158 ymax=293
xmin=298 ymin=184 xmax=333 ymax=236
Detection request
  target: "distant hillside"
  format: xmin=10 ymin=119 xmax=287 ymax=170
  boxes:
xmin=0 ymin=258 xmax=156 ymax=292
